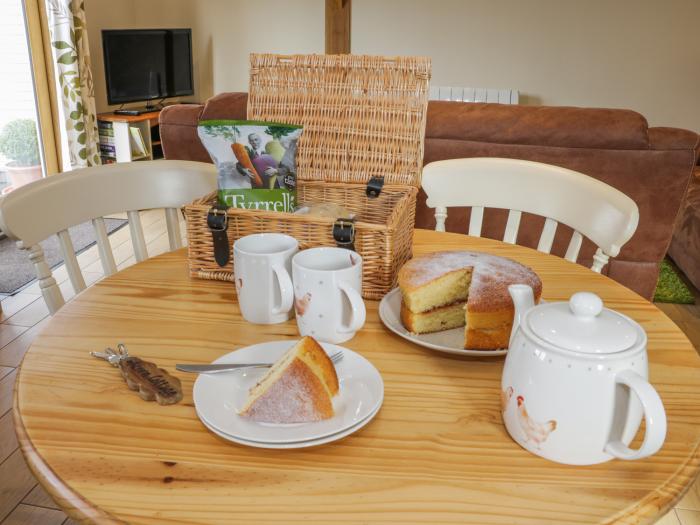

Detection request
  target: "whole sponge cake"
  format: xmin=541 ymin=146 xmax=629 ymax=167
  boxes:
xmin=398 ymin=251 xmax=542 ymax=350
xmin=239 ymin=337 xmax=339 ymax=423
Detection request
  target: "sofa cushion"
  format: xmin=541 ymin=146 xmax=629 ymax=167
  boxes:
xmin=426 ymin=101 xmax=650 ymax=150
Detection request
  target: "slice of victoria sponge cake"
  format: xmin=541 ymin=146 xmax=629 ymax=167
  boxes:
xmin=239 ymin=336 xmax=339 ymax=423
xmin=398 ymin=251 xmax=542 ymax=350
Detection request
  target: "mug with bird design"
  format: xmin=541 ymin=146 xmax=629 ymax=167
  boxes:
xmin=292 ymin=247 xmax=366 ymax=344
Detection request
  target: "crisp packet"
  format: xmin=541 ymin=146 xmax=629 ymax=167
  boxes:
xmin=197 ymin=120 xmax=302 ymax=212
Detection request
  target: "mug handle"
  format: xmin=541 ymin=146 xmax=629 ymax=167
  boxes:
xmin=337 ymin=282 xmax=366 ymax=334
xmin=271 ymin=263 xmax=294 ymax=315
xmin=604 ymin=369 xmax=667 ymax=460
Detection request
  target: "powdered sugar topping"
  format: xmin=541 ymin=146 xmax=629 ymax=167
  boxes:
xmin=400 ymin=251 xmax=542 ymax=311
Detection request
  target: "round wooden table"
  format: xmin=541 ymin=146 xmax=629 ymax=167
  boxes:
xmin=14 ymin=230 xmax=700 ymax=524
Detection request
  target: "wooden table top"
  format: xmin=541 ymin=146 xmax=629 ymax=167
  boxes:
xmin=14 ymin=230 xmax=700 ymax=524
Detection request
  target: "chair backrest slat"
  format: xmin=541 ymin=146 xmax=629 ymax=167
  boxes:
xmin=0 ymin=160 xmax=217 ymax=315
xmin=56 ymin=229 xmax=87 ymax=293
xmin=423 ymin=158 xmax=639 ymax=272
xmin=127 ymin=210 xmax=148 ymax=263
xmin=164 ymin=208 xmax=183 ymax=250
xmin=537 ymin=218 xmax=559 ymax=254
xmin=92 ymin=217 xmax=118 ymax=276
xmin=502 ymin=210 xmax=521 ymax=244
xmin=564 ymin=231 xmax=583 ymax=263
xmin=468 ymin=206 xmax=484 ymax=237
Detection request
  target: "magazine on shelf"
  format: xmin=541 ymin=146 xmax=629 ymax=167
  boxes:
xmin=129 ymin=127 xmax=148 ymax=158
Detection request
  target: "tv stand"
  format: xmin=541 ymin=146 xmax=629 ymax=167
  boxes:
xmin=97 ymin=110 xmax=163 ymax=164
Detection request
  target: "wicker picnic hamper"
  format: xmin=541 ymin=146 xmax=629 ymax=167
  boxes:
xmin=184 ymin=54 xmax=431 ymax=300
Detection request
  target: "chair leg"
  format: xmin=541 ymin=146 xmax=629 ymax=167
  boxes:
xmin=591 ymin=248 xmax=610 ymax=274
xmin=435 ymin=206 xmax=447 ymax=232
xmin=26 ymin=243 xmax=65 ymax=314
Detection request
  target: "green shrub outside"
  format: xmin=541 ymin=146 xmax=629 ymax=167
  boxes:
xmin=0 ymin=119 xmax=40 ymax=167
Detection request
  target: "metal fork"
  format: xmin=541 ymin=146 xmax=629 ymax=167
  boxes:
xmin=175 ymin=351 xmax=344 ymax=374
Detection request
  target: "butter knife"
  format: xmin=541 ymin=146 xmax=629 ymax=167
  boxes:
xmin=176 ymin=363 xmax=270 ymax=373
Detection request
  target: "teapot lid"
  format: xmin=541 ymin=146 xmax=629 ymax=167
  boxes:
xmin=526 ymin=292 xmax=639 ymax=354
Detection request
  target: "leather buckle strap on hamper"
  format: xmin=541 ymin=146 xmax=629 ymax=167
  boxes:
xmin=207 ymin=206 xmax=230 ymax=267
xmin=333 ymin=218 xmax=356 ymax=251
xmin=366 ymin=176 xmax=384 ymax=198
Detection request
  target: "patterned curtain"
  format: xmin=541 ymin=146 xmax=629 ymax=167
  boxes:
xmin=45 ymin=0 xmax=100 ymax=168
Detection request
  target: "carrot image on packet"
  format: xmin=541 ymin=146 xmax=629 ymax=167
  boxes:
xmin=231 ymin=143 xmax=264 ymax=188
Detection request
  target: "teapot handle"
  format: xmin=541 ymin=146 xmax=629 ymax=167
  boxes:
xmin=604 ymin=369 xmax=667 ymax=460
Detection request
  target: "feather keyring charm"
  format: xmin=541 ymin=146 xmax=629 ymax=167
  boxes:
xmin=90 ymin=343 xmax=183 ymax=405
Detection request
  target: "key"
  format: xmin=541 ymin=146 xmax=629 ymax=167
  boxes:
xmin=90 ymin=348 xmax=122 ymax=367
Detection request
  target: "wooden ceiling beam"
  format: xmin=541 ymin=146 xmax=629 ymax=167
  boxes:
xmin=325 ymin=0 xmax=351 ymax=54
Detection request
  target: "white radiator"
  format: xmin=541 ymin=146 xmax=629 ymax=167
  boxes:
xmin=429 ymin=86 xmax=519 ymax=104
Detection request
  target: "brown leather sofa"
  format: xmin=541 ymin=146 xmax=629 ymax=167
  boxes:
xmin=159 ymin=92 xmax=699 ymax=300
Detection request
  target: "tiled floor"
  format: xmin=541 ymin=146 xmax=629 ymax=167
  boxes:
xmin=0 ymin=210 xmax=698 ymax=524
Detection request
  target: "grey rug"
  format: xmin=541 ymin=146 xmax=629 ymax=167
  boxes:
xmin=0 ymin=219 xmax=127 ymax=294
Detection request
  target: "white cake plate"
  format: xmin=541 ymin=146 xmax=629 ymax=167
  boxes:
xmin=378 ymin=288 xmax=509 ymax=357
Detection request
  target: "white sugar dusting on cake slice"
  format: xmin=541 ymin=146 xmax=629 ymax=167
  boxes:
xmin=239 ymin=337 xmax=339 ymax=424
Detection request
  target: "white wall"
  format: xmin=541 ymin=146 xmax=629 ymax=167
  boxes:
xmin=85 ymin=0 xmax=700 ymax=131
xmin=85 ymin=0 xmax=324 ymax=113
xmin=191 ymin=0 xmax=324 ymax=96
xmin=352 ymin=0 xmax=700 ymax=131
xmin=86 ymin=0 xmax=199 ymax=113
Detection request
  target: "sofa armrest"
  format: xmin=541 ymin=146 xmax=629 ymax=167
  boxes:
xmin=159 ymin=104 xmax=209 ymax=162
xmin=159 ymin=93 xmax=249 ymax=162
xmin=648 ymin=127 xmax=700 ymax=152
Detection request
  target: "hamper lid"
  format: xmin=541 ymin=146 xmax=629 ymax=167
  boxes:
xmin=247 ymin=54 xmax=431 ymax=188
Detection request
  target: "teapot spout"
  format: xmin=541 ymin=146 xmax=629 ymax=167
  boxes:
xmin=508 ymin=284 xmax=535 ymax=348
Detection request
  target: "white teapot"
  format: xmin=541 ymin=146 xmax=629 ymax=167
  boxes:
xmin=501 ymin=284 xmax=667 ymax=465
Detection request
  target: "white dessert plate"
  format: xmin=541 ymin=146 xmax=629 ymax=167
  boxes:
xmin=378 ymin=288 xmax=508 ymax=357
xmin=197 ymin=403 xmax=381 ymax=449
xmin=193 ymin=341 xmax=384 ymax=444
xmin=196 ymin=392 xmax=379 ymax=445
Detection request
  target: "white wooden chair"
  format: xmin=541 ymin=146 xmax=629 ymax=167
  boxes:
xmin=421 ymin=158 xmax=639 ymax=273
xmin=0 ymin=160 xmax=217 ymax=314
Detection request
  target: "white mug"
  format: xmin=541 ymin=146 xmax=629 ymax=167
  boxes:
xmin=292 ymin=247 xmax=366 ymax=343
xmin=233 ymin=233 xmax=298 ymax=324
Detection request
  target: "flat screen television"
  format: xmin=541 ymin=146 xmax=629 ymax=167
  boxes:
xmin=102 ymin=28 xmax=193 ymax=108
